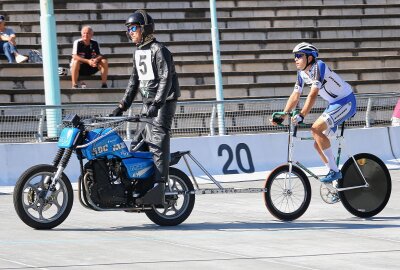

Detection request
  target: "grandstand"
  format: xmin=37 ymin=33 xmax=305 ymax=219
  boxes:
xmin=0 ymin=0 xmax=399 ymax=104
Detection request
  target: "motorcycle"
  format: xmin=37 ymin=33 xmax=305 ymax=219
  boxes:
xmin=13 ymin=114 xmax=195 ymax=229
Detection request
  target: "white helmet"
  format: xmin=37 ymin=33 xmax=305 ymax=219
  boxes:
xmin=293 ymin=42 xmax=319 ymax=58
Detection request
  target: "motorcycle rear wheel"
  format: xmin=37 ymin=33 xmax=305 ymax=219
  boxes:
xmin=13 ymin=164 xmax=74 ymax=229
xmin=145 ymin=167 xmax=195 ymax=226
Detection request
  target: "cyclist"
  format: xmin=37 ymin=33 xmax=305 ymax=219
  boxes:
xmin=271 ymin=42 xmax=356 ymax=182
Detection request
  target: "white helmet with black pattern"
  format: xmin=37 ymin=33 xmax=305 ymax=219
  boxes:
xmin=293 ymin=42 xmax=319 ymax=58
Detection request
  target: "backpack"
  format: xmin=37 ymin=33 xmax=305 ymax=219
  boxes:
xmin=28 ymin=49 xmax=43 ymax=63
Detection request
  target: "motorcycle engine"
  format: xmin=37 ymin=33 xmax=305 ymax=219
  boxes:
xmin=83 ymin=159 xmax=129 ymax=207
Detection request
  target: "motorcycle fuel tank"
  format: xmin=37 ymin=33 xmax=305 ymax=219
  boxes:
xmin=81 ymin=128 xmax=131 ymax=160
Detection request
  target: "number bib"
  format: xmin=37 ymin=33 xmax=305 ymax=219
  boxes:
xmin=135 ymin=50 xmax=155 ymax=80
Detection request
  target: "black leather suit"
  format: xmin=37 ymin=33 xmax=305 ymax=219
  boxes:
xmin=119 ymin=39 xmax=180 ymax=183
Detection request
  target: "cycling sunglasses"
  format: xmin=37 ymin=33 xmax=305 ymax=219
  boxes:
xmin=127 ymin=25 xmax=140 ymax=33
xmin=294 ymin=53 xmax=305 ymax=59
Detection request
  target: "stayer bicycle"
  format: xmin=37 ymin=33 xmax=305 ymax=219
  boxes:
xmin=263 ymin=111 xmax=392 ymax=221
xmin=13 ymin=112 xmax=392 ymax=229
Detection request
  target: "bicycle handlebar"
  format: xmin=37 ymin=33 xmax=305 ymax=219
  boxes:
xmin=271 ymin=111 xmax=305 ymax=137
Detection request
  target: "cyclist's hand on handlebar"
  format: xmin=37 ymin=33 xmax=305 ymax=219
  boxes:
xmin=292 ymin=114 xmax=304 ymax=125
xmin=270 ymin=112 xmax=286 ymax=126
xmin=270 ymin=117 xmax=284 ymax=126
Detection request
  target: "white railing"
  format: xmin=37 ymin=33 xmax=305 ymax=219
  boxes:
xmin=0 ymin=93 xmax=398 ymax=143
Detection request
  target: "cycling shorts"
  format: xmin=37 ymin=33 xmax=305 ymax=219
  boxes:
xmin=321 ymin=93 xmax=356 ymax=136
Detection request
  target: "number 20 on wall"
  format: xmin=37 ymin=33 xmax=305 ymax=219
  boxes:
xmin=217 ymin=143 xmax=255 ymax=174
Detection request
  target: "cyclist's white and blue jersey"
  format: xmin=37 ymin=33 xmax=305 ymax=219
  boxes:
xmin=293 ymin=60 xmax=356 ymax=133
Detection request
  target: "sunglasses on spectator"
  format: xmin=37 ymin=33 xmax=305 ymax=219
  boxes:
xmin=294 ymin=53 xmax=305 ymax=59
xmin=127 ymin=25 xmax=140 ymax=33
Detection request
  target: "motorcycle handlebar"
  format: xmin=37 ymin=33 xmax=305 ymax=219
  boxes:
xmin=81 ymin=115 xmax=154 ymax=127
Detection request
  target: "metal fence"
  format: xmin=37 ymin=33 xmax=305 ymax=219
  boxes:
xmin=0 ymin=93 xmax=398 ymax=143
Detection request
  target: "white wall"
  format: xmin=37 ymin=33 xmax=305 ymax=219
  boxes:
xmin=1 ymin=126 xmax=399 ymax=186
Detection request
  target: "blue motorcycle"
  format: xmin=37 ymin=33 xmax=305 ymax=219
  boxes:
xmin=13 ymin=114 xmax=195 ymax=229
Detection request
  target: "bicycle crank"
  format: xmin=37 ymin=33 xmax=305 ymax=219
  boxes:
xmin=320 ymin=183 xmax=340 ymax=204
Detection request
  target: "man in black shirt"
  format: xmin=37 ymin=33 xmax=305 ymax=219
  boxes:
xmin=70 ymin=26 xmax=108 ymax=88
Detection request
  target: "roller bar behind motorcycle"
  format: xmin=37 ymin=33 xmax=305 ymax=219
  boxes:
xmin=13 ymin=114 xmax=195 ymax=229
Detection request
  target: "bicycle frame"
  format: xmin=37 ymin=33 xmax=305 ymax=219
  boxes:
xmin=285 ymin=116 xmax=369 ymax=192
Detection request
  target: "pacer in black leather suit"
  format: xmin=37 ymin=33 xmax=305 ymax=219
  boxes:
xmin=111 ymin=10 xmax=180 ymax=202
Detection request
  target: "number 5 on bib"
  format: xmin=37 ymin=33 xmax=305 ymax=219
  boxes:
xmin=135 ymin=50 xmax=155 ymax=80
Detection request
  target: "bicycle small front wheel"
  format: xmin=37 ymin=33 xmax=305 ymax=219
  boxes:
xmin=264 ymin=165 xmax=311 ymax=221
xmin=338 ymin=153 xmax=391 ymax=218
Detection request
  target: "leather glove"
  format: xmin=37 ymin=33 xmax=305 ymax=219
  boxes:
xmin=146 ymin=104 xmax=160 ymax=118
xmin=292 ymin=114 xmax=304 ymax=125
xmin=111 ymin=106 xmax=123 ymax=117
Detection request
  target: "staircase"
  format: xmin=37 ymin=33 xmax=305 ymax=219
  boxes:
xmin=1 ymin=0 xmax=399 ymax=104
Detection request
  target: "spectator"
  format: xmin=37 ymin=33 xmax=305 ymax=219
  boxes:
xmin=70 ymin=26 xmax=108 ymax=89
xmin=0 ymin=15 xmax=28 ymax=63
xmin=392 ymin=98 xmax=400 ymax=126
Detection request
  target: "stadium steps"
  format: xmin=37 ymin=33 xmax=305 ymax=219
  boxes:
xmin=0 ymin=0 xmax=399 ymax=103
xmin=3 ymin=55 xmax=399 ymax=76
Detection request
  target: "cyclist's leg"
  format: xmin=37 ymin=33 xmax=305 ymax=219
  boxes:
xmin=312 ymin=118 xmax=342 ymax=182
xmin=317 ymin=94 xmax=356 ymax=182
xmin=311 ymin=118 xmax=333 ymax=167
xmin=321 ymin=94 xmax=356 ymax=134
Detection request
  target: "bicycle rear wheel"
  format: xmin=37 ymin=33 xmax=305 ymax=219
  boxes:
xmin=264 ymin=165 xmax=311 ymax=221
xmin=338 ymin=153 xmax=391 ymax=218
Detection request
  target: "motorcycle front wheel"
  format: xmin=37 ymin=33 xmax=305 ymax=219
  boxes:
xmin=145 ymin=167 xmax=195 ymax=226
xmin=13 ymin=164 xmax=74 ymax=229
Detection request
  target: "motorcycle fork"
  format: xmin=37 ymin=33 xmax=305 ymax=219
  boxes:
xmin=45 ymin=148 xmax=73 ymax=199
xmin=52 ymin=148 xmax=65 ymax=167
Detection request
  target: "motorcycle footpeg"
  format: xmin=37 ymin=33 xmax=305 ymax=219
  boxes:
xmin=135 ymin=182 xmax=166 ymax=206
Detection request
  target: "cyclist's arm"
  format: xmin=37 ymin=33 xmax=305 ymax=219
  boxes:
xmin=299 ymin=86 xmax=319 ymax=117
xmin=283 ymin=91 xmax=301 ymax=114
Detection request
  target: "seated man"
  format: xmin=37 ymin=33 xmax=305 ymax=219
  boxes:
xmin=0 ymin=14 xmax=28 ymax=63
xmin=70 ymin=25 xmax=108 ymax=88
